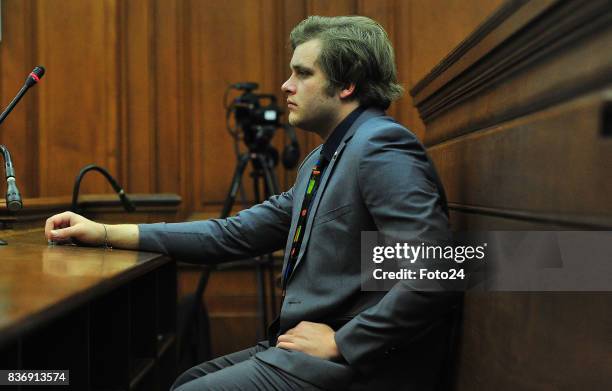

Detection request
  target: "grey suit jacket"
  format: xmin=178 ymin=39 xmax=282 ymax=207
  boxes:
xmin=140 ymin=108 xmax=456 ymax=390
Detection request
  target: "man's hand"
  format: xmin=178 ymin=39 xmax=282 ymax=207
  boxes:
xmin=44 ymin=211 xmax=105 ymax=246
xmin=276 ymin=321 xmax=341 ymax=361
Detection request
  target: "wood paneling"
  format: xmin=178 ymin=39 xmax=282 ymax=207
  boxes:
xmin=414 ymin=0 xmax=612 ymax=147
xmin=307 ymin=0 xmax=357 ymax=16
xmin=0 ymin=0 xmax=504 ymax=213
xmin=455 ymin=293 xmax=612 ymax=390
xmin=407 ymin=0 xmax=504 ymax=139
xmin=191 ymin=0 xmax=288 ymax=207
xmin=411 ymin=0 xmax=612 ymax=389
xmin=410 ymin=0 xmax=504 ymax=84
xmin=430 ymin=91 xmax=612 ymax=227
xmin=123 ymin=0 xmax=156 ymax=194
xmin=7 ymin=2 xmax=610 ymax=387
xmin=0 ymin=0 xmax=37 ymax=197
xmin=154 ymin=0 xmax=181 ymax=195
xmin=36 ymin=0 xmax=119 ymax=196
xmin=357 ymin=0 xmax=398 ymax=120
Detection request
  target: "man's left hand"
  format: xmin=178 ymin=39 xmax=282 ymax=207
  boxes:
xmin=276 ymin=321 xmax=340 ymax=361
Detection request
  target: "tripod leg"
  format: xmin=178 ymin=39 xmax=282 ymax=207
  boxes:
xmin=255 ymin=155 xmax=283 ymax=320
xmin=221 ymin=154 xmax=250 ymax=219
xmin=248 ymin=166 xmax=269 ymax=338
xmin=179 ymin=153 xmax=250 ymax=366
xmin=255 ymin=154 xmax=280 ymax=196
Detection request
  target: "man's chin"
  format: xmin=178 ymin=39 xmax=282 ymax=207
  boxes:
xmin=288 ymin=115 xmax=304 ymax=130
xmin=288 ymin=116 xmax=317 ymax=134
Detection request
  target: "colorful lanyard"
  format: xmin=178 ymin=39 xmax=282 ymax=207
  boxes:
xmin=282 ymin=156 xmax=327 ymax=289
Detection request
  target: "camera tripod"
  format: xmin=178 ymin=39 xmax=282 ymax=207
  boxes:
xmin=180 ymin=149 xmax=281 ymax=364
xmin=220 ymin=150 xmax=280 ymax=335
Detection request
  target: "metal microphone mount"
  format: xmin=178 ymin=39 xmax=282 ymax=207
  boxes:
xmin=0 ymin=145 xmax=23 ymax=245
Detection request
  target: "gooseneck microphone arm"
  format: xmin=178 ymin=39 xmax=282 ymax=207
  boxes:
xmin=0 ymin=84 xmax=32 ymax=126
xmin=71 ymin=164 xmax=136 ymax=214
xmin=0 ymin=66 xmax=46 ymax=127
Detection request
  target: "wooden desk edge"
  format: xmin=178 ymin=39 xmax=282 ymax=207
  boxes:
xmin=0 ymin=251 xmax=172 ymax=349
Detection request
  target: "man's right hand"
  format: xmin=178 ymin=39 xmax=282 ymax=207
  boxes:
xmin=45 ymin=211 xmax=106 ymax=246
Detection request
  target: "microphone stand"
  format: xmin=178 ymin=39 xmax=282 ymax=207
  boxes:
xmin=71 ymin=164 xmax=136 ymax=214
xmin=0 ymin=145 xmax=23 ymax=245
xmin=0 ymin=67 xmax=45 ymax=245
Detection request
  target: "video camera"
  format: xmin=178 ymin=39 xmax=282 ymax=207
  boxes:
xmin=225 ymin=82 xmax=299 ymax=169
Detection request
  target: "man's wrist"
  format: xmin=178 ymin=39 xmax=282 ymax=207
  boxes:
xmin=101 ymin=224 xmax=112 ymax=249
xmin=103 ymin=224 xmax=140 ymax=250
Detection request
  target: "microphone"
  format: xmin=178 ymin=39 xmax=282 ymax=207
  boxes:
xmin=0 ymin=145 xmax=22 ymax=212
xmin=0 ymin=66 xmax=45 ymax=126
xmin=0 ymin=67 xmax=44 ymax=245
xmin=71 ymin=164 xmax=136 ymax=214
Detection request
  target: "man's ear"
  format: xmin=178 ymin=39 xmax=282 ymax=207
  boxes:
xmin=339 ymin=83 xmax=356 ymax=99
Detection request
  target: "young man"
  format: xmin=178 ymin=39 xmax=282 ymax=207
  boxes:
xmin=46 ymin=16 xmax=455 ymax=390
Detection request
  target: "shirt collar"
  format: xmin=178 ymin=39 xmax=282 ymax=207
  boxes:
xmin=320 ymin=106 xmax=366 ymax=164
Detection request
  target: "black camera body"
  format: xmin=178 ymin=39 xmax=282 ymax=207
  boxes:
xmin=228 ymin=82 xmax=299 ymax=169
xmin=232 ymin=83 xmax=281 ymax=149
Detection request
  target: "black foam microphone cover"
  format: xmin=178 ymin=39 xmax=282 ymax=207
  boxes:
xmin=32 ymin=66 xmax=46 ymax=79
xmin=25 ymin=66 xmax=46 ymax=87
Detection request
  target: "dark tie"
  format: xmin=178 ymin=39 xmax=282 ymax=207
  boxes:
xmin=282 ymin=155 xmax=328 ymax=290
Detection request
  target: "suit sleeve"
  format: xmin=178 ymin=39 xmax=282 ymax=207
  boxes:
xmin=137 ymin=187 xmax=294 ymax=263
xmin=334 ymin=124 xmax=458 ymax=371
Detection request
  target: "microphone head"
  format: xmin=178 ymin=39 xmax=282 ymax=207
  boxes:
xmin=6 ymin=178 xmax=22 ymax=212
xmin=26 ymin=66 xmax=46 ymax=86
xmin=32 ymin=66 xmax=46 ymax=79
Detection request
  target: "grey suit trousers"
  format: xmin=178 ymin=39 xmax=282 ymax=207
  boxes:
xmin=171 ymin=342 xmax=324 ymax=391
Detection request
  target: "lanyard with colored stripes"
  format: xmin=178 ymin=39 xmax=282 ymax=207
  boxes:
xmin=282 ymin=157 xmax=327 ymax=289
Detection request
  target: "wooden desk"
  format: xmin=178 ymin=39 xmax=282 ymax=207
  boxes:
xmin=0 ymin=229 xmax=177 ymax=391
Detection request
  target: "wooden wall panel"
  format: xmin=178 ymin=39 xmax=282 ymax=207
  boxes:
xmin=177 ymin=0 xmax=194 ymax=215
xmin=188 ymin=0 xmax=310 ymax=208
xmin=123 ymin=0 xmax=156 ymax=194
xmin=307 ymin=0 xmax=357 ymax=16
xmin=410 ymin=0 xmax=504 ymax=84
xmin=423 ymin=20 xmax=612 ymax=147
xmin=0 ymin=0 xmax=37 ymax=197
xmin=192 ymin=0 xmax=283 ymax=207
xmin=279 ymin=0 xmax=307 ymax=189
xmin=429 ymin=91 xmax=612 ymax=228
xmin=0 ymin=0 xmax=507 ymax=213
xmin=394 ymin=0 xmax=420 ymax=140
xmin=408 ymin=0 xmax=504 ymax=139
xmin=35 ymin=0 xmax=119 ymax=196
xmin=411 ymin=1 xmax=612 ymax=389
xmin=456 ymin=292 xmax=612 ymax=390
xmin=154 ymin=0 xmax=181 ymax=195
xmin=357 ymin=0 xmax=399 ymax=120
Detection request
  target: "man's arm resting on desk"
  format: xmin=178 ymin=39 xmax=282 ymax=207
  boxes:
xmin=45 ymin=211 xmax=139 ymax=249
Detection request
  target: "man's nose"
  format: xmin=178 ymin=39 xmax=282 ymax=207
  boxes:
xmin=282 ymin=78 xmax=295 ymax=94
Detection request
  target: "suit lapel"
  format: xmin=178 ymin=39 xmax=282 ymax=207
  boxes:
xmin=285 ymin=108 xmax=385 ymax=283
xmin=280 ymin=146 xmax=321 ymax=283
